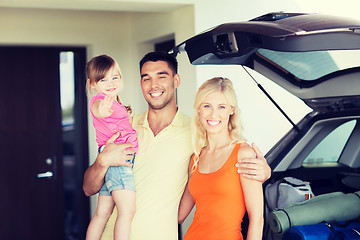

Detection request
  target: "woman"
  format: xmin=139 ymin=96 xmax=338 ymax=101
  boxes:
xmin=178 ymin=77 xmax=264 ymax=240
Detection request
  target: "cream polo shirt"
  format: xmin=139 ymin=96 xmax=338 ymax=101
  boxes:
xmin=101 ymin=110 xmax=192 ymax=240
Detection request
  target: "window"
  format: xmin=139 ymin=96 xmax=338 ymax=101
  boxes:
xmin=60 ymin=51 xmax=75 ymax=129
xmin=303 ymin=120 xmax=357 ymax=167
xmin=257 ymin=49 xmax=360 ymax=81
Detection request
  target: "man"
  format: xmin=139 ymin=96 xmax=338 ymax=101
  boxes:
xmin=83 ymin=52 xmax=271 ymax=240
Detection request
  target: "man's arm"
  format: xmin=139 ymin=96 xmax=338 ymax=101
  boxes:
xmin=236 ymin=142 xmax=271 ymax=183
xmin=83 ymin=133 xmax=135 ymax=196
xmin=83 ymin=157 xmax=107 ymax=196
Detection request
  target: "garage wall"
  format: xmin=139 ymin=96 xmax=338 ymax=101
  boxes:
xmin=131 ymin=5 xmax=196 ymax=116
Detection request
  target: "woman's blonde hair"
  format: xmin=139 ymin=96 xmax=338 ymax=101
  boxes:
xmin=191 ymin=77 xmax=245 ymax=172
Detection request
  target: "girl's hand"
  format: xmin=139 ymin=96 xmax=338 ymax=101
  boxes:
xmin=98 ymin=94 xmax=114 ymax=118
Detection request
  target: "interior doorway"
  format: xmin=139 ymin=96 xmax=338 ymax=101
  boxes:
xmin=0 ymin=46 xmax=89 ymax=240
xmin=59 ymin=50 xmax=90 ymax=240
xmin=155 ymin=39 xmax=175 ymax=53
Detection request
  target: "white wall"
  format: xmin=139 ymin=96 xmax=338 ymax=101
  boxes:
xmin=131 ymin=5 xmax=196 ymax=116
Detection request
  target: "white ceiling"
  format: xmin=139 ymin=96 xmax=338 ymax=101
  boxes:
xmin=0 ymin=0 xmax=191 ymax=13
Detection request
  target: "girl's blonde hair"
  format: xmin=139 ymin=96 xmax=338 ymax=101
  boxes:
xmin=86 ymin=54 xmax=132 ymax=114
xmin=191 ymin=77 xmax=245 ymax=172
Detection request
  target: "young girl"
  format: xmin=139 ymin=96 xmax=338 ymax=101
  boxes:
xmin=85 ymin=55 xmax=138 ymax=240
xmin=178 ymin=77 xmax=264 ymax=240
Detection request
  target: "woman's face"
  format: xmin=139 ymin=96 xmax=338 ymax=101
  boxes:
xmin=198 ymin=91 xmax=234 ymax=135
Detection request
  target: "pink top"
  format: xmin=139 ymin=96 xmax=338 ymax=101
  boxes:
xmin=90 ymin=93 xmax=138 ymax=153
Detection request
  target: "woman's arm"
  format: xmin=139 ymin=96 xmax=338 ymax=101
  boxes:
xmin=178 ymin=182 xmax=195 ymax=224
xmin=83 ymin=133 xmax=135 ymax=196
xmin=178 ymin=158 xmax=195 ymax=224
xmin=239 ymin=144 xmax=264 ymax=240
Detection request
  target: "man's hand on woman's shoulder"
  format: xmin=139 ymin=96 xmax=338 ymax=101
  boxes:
xmin=236 ymin=143 xmax=271 ymax=183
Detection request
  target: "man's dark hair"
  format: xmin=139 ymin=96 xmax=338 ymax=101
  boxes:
xmin=139 ymin=51 xmax=178 ymax=74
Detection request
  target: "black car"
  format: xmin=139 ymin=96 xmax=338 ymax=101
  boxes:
xmin=172 ymin=12 xmax=360 ymax=240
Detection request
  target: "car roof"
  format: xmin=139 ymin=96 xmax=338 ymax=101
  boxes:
xmin=172 ymin=12 xmax=360 ymax=103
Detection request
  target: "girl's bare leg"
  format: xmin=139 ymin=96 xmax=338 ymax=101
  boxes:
xmin=86 ymin=195 xmax=115 ymax=240
xmin=111 ymin=189 xmax=136 ymax=240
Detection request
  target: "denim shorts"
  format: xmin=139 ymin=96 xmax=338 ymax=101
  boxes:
xmin=98 ymin=146 xmax=136 ymax=196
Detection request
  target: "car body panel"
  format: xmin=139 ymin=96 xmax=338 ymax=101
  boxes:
xmin=172 ymin=12 xmax=360 ymax=106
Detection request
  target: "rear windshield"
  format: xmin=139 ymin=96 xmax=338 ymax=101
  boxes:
xmin=257 ymin=49 xmax=360 ymax=81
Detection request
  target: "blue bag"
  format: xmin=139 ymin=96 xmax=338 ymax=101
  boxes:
xmin=282 ymin=223 xmax=333 ymax=240
xmin=328 ymin=223 xmax=360 ymax=240
xmin=282 ymin=222 xmax=360 ymax=240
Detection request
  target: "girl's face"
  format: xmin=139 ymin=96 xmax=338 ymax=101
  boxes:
xmin=91 ymin=66 xmax=122 ymax=98
xmin=198 ymin=91 xmax=234 ymax=135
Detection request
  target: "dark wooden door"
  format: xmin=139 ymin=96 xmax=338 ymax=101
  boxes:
xmin=0 ymin=47 xmax=65 ymax=240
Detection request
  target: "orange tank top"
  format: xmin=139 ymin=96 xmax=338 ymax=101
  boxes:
xmin=184 ymin=143 xmax=246 ymax=240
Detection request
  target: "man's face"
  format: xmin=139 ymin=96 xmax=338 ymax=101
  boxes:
xmin=140 ymin=60 xmax=180 ymax=110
